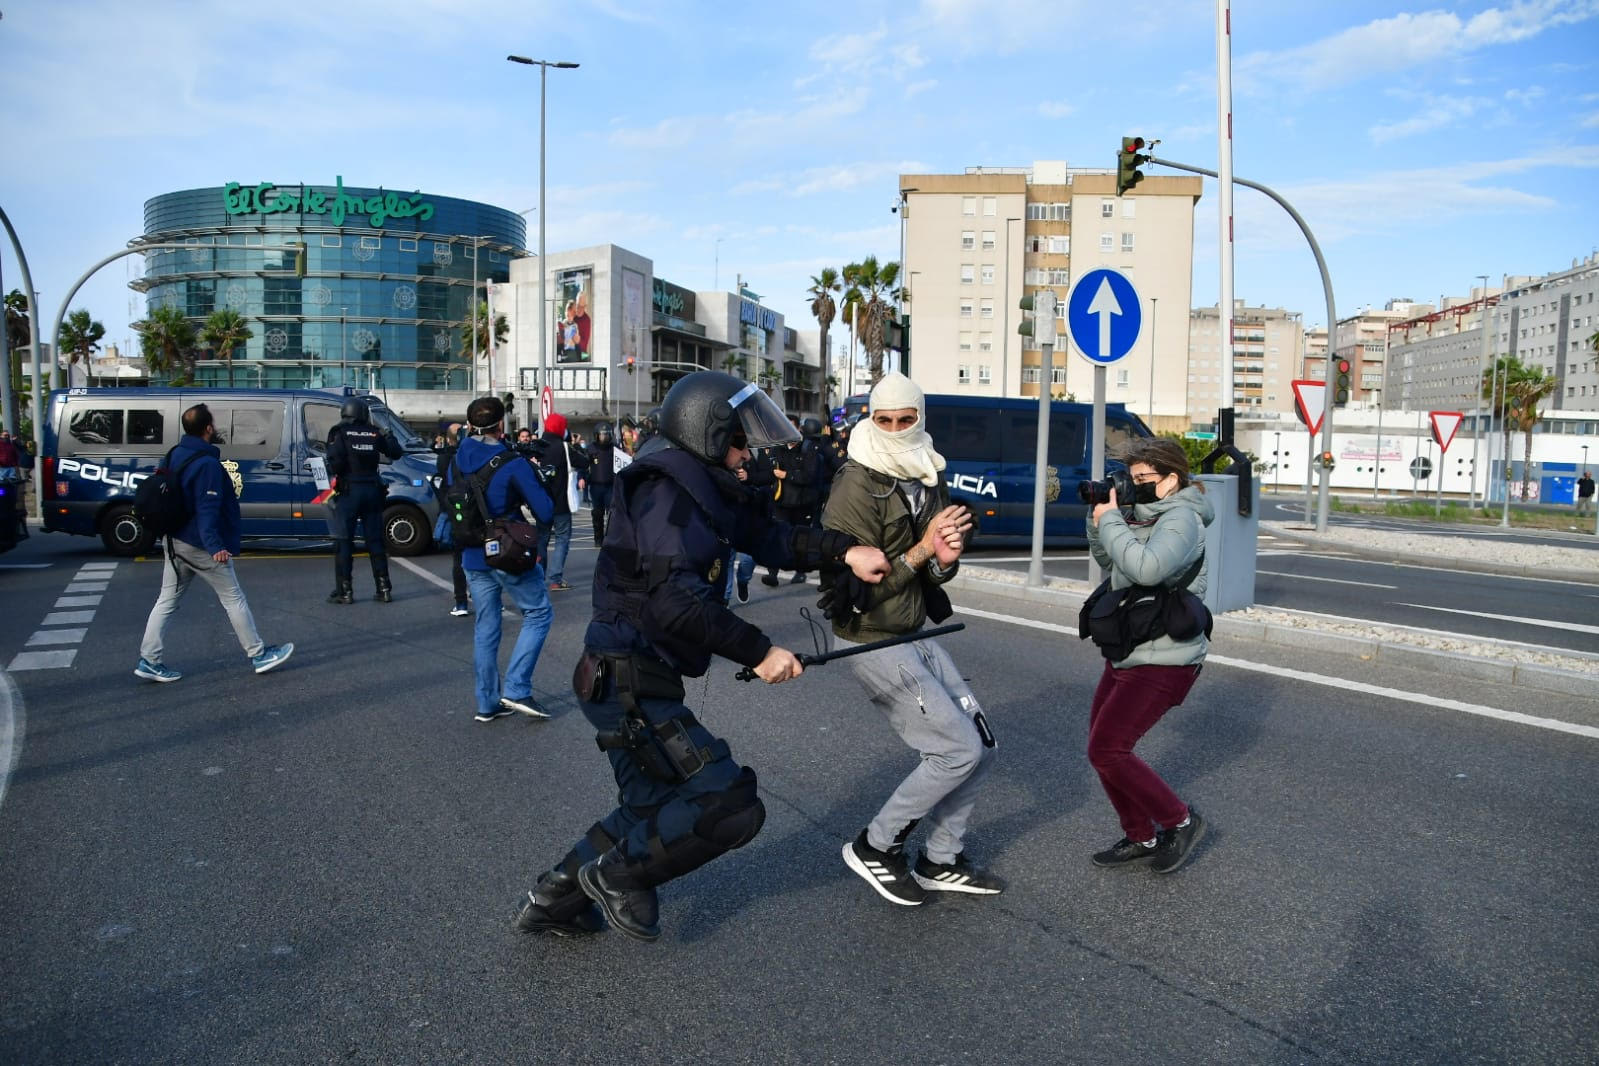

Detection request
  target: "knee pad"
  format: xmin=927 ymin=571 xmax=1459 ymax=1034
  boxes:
xmin=694 ymin=766 xmax=766 ymax=851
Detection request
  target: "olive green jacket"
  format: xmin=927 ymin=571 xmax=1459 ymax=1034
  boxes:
xmin=821 ymin=459 xmax=958 ymax=643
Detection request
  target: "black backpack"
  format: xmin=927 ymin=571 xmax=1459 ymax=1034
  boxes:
xmin=444 ymin=448 xmax=514 ymax=548
xmin=133 ymin=448 xmax=201 ymax=538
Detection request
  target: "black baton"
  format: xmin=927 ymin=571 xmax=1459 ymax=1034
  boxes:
xmin=734 ymin=623 xmax=966 ymax=682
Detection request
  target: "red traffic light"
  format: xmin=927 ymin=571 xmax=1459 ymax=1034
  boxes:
xmin=626 ymin=355 xmax=635 ymax=366
xmin=1336 ymin=358 xmax=1351 ymax=373
xmin=1127 ymin=137 xmax=1145 ymax=152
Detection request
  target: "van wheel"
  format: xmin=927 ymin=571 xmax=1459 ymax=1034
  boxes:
xmin=101 ymin=505 xmax=156 ymax=557
xmin=382 ymin=503 xmax=428 ymax=557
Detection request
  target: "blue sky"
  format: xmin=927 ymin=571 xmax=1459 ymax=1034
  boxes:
xmin=2 ymin=0 xmax=1596 ymax=357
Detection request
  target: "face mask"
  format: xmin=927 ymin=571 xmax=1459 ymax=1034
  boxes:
xmin=1133 ymin=480 xmax=1162 ymax=505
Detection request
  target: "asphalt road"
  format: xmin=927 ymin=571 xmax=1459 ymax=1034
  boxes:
xmin=2 ymin=531 xmax=1597 ymax=1064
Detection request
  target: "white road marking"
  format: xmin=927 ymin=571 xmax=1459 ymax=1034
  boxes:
xmin=42 ymin=611 xmax=95 ymax=626
xmin=8 ymin=650 xmax=77 ymax=671
xmin=1392 ymin=602 xmax=1599 ymax=637
xmin=65 ymin=581 xmax=108 ymax=593
xmin=27 ymin=628 xmax=86 ymax=646
xmin=78 ymin=563 xmax=117 ymax=572
xmin=394 ymin=557 xmax=454 ymax=592
xmin=1257 ymin=570 xmax=1398 ymax=589
xmin=952 ymin=604 xmax=1599 ymax=741
xmin=0 ymin=671 xmax=19 ymax=812
xmin=54 ymin=595 xmax=101 ymax=608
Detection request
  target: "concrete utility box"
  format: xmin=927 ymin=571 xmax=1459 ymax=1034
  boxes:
xmin=1195 ymin=473 xmax=1258 ymax=612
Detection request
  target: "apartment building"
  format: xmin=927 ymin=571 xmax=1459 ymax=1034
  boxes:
xmin=1303 ymin=300 xmax=1432 ymax=411
xmin=1385 ymin=287 xmax=1498 ymax=410
xmin=1187 ymin=302 xmax=1304 ymax=420
xmin=899 ymin=161 xmax=1201 ymax=430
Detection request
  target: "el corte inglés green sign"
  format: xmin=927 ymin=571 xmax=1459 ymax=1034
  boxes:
xmin=222 ymin=176 xmax=435 ymax=228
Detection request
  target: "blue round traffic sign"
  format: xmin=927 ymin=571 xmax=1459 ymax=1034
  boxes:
xmin=1066 ymin=268 xmax=1142 ymax=364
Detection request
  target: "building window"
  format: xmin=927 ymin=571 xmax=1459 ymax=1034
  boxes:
xmin=398 ymin=238 xmax=417 ymax=252
xmin=960 ymin=264 xmax=975 ymax=284
xmin=1050 ymin=236 xmax=1070 ymax=254
xmin=983 ymin=197 xmax=997 ymax=216
xmin=961 ymin=230 xmax=976 ymax=250
xmin=981 ymin=230 xmax=995 ymax=250
xmin=1100 ymin=233 xmax=1113 ymax=252
xmin=1027 ymin=204 xmax=1047 ymax=221
xmin=957 ymin=364 xmax=971 ymax=384
xmin=960 ymin=300 xmax=973 ymax=318
xmin=1051 ymin=365 xmax=1067 ymax=385
xmin=1051 ymin=203 xmax=1071 ymax=221
xmin=980 ymin=299 xmax=993 ymax=318
xmin=1101 ymin=199 xmax=1115 ymax=218
xmin=1022 ymin=367 xmax=1041 ymax=384
xmin=320 ymin=235 xmax=342 ymax=248
xmin=980 ymin=265 xmax=995 ymax=285
xmin=1121 ymin=232 xmax=1135 ymax=252
xmin=1121 ymin=200 xmax=1136 ymax=219
xmin=1116 ymin=368 xmax=1130 ymax=387
xmin=978 ymin=365 xmax=992 ymax=384
xmin=1048 ymin=268 xmax=1070 ymax=286
xmin=979 ymin=332 xmax=993 ymax=351
xmin=962 ymin=196 xmax=976 ymax=216
xmin=959 ymin=332 xmax=973 ymax=352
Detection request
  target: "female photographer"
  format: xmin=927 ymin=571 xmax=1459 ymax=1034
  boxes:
xmin=1083 ymin=437 xmax=1215 ymax=874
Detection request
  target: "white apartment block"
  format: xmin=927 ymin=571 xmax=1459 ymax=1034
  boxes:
xmin=899 ymin=162 xmax=1200 ymax=430
xmin=1187 ymin=302 xmax=1304 ymax=421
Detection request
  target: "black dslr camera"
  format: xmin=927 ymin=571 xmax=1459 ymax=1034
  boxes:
xmin=1076 ymin=468 xmax=1135 ymax=507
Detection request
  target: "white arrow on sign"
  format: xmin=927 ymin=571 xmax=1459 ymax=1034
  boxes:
xmin=1086 ymin=277 xmax=1122 ymax=359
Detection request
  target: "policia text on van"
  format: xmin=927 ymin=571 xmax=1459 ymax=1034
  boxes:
xmin=40 ymin=387 xmax=442 ymax=557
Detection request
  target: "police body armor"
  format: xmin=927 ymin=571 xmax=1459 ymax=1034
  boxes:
xmin=329 ymin=423 xmax=386 ymax=484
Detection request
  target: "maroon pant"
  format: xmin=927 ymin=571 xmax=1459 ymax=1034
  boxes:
xmin=1087 ymin=661 xmax=1201 ymax=843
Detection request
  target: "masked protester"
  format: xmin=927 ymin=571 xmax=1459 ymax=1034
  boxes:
xmin=1083 ymin=437 xmax=1215 ymax=874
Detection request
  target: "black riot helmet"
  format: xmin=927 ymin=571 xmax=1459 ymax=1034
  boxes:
xmin=640 ymin=407 xmax=663 ymax=436
xmin=595 ymin=423 xmax=613 ymax=445
xmin=659 ymin=371 xmax=799 ymax=465
xmin=340 ymin=397 xmax=370 ymax=424
xmin=800 ymin=417 xmax=823 ymax=438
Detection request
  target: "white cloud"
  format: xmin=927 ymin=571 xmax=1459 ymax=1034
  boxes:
xmin=1369 ymin=95 xmax=1491 ymax=143
xmin=1504 ymin=86 xmax=1547 ymax=106
xmin=1582 ymin=112 xmax=1599 ymax=127
xmin=1237 ymin=1 xmax=1599 ymax=93
xmin=904 ymin=79 xmax=938 ymax=99
xmin=1038 ymin=100 xmax=1074 ymax=118
xmin=732 ymin=162 xmax=928 ymax=198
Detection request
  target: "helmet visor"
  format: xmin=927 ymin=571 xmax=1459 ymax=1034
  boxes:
xmin=728 ymin=382 xmax=798 ymax=450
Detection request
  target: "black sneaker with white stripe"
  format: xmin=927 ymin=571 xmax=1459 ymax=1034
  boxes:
xmin=843 ymin=829 xmax=925 ymax=906
xmin=912 ymin=850 xmax=1006 ymax=895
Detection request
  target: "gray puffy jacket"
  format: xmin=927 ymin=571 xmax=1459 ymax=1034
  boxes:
xmin=1085 ymin=485 xmax=1216 ymax=668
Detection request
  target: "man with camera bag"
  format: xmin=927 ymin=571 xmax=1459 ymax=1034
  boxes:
xmin=445 ymin=396 xmax=557 ymax=723
xmin=513 ymin=371 xmax=890 ymax=942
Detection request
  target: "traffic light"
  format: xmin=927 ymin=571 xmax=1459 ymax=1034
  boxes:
xmin=625 ymin=355 xmax=635 ymax=372
xmin=1333 ymin=357 xmax=1352 ymax=407
xmin=1117 ymin=136 xmax=1148 ymax=196
xmin=1017 ymin=291 xmax=1058 ymax=344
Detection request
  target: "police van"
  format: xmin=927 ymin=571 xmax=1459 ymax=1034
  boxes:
xmin=926 ymin=394 xmax=1153 ymax=543
xmin=40 ymin=386 xmax=441 ymax=556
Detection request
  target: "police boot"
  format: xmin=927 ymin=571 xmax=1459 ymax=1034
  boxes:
xmin=327 ymin=580 xmax=354 ymax=605
xmin=577 ymin=851 xmax=660 ymax=942
xmin=374 ymin=575 xmax=393 ymax=603
xmin=514 ymin=867 xmax=605 ymax=937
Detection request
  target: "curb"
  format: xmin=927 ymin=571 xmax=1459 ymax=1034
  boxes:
xmin=1262 ymin=524 xmax=1599 ymax=586
xmin=950 ymin=566 xmax=1598 ymax=699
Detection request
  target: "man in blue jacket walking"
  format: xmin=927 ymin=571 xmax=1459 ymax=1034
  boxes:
xmin=448 ymin=396 xmax=558 ymax=722
xmin=135 ymin=403 xmax=294 ymax=682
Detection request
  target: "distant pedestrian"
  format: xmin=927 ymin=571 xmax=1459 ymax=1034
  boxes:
xmin=1083 ymin=437 xmax=1215 ymax=875
xmin=0 ymin=430 xmax=19 ymax=483
xmin=445 ymin=396 xmax=557 ymax=722
xmin=324 ymin=397 xmax=402 ymax=604
xmin=135 ymin=403 xmax=293 ymax=683
xmin=1576 ymin=470 xmax=1594 ymax=516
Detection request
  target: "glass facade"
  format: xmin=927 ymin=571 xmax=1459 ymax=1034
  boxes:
xmin=136 ymin=183 xmax=525 ymax=390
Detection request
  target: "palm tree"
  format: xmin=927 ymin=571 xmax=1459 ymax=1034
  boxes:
xmin=200 ymin=309 xmax=254 ymax=388
xmin=1505 ymin=362 xmax=1557 ymax=502
xmin=6 ymin=290 xmax=32 ymax=430
xmin=133 ymin=306 xmax=198 ymax=385
xmin=59 ymin=309 xmax=106 ymax=386
xmin=807 ymin=267 xmax=841 ymax=410
xmin=460 ymin=300 xmax=509 ymax=361
xmin=846 ymin=255 xmax=901 ymax=384
xmin=720 ymin=351 xmax=746 ymax=378
xmin=839 ymin=263 xmax=864 ymax=389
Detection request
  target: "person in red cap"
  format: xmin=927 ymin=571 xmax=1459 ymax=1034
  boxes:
xmin=532 ymin=412 xmax=590 ymax=590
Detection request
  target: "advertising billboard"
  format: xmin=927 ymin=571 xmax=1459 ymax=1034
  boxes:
xmin=622 ymin=269 xmax=647 ymax=367
xmin=555 ymin=267 xmax=593 ymax=363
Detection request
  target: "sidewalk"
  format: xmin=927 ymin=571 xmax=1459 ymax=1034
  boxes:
xmin=953 ymin=520 xmax=1599 ymax=698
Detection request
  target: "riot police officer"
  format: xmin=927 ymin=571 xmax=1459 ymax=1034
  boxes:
xmin=513 ymin=371 xmax=890 ymax=942
xmin=586 ymin=423 xmax=618 ymax=545
xmin=325 ymin=396 xmax=402 ymax=604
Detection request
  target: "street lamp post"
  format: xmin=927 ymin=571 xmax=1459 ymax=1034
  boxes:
xmin=1147 ymin=295 xmax=1159 ymax=424
xmin=508 ymin=55 xmax=579 ymax=431
xmin=1001 ymin=217 xmax=1019 ymax=397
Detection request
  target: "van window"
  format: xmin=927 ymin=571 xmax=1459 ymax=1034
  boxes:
xmin=1001 ymin=409 xmax=1086 ymax=467
xmin=303 ymin=402 xmax=341 ymax=455
xmin=69 ymin=408 xmax=123 ymax=446
xmin=1105 ymin=416 xmax=1140 ymax=457
xmin=128 ymin=409 xmax=165 ymax=446
xmin=208 ymin=404 xmax=284 ymax=460
xmin=927 ymin=407 xmax=1002 ymax=464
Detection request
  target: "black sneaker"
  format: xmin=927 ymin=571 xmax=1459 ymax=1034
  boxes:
xmin=789 ymin=572 xmax=806 ymax=585
xmin=1092 ymin=836 xmax=1162 ymax=868
xmin=475 ymin=704 xmax=516 ymax=723
xmin=912 ymin=851 xmax=1005 ymax=895
xmin=761 ymin=573 xmax=780 ymax=587
xmin=1151 ymin=808 xmax=1207 ymax=874
xmin=577 ymin=855 xmax=660 ymax=942
xmin=842 ymin=829 xmax=925 ymax=906
xmin=499 ymin=696 xmax=552 ymax=720
xmin=735 ymin=579 xmax=750 ymax=604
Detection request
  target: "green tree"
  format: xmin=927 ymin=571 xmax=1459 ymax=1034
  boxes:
xmin=5 ymin=289 xmax=32 ymax=432
xmin=460 ymin=300 xmax=509 ymax=363
xmin=59 ymin=310 xmax=107 ymax=382
xmin=841 ymin=255 xmax=900 ymax=385
xmin=1504 ymin=361 xmax=1557 ymax=502
xmin=807 ymin=267 xmax=842 ymax=410
xmin=134 ymin=306 xmax=198 ymax=385
xmin=719 ymin=351 xmax=746 ymax=378
xmin=200 ymin=309 xmax=254 ymax=387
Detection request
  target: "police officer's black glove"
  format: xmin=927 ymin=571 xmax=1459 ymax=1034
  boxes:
xmin=788 ymin=525 xmax=857 ymax=570
xmin=816 ymin=569 xmax=872 ymax=621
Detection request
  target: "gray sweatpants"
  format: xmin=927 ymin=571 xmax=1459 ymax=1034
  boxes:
xmin=849 ymin=636 xmax=995 ymax=864
xmin=140 ymin=538 xmax=265 ymax=663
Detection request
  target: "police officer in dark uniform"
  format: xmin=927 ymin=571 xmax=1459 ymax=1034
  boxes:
xmin=325 ymin=396 xmax=402 ymax=604
xmin=586 ymin=423 xmax=618 ymax=544
xmin=513 ymin=371 xmax=890 ymax=942
xmin=634 ymin=407 xmax=663 ymax=450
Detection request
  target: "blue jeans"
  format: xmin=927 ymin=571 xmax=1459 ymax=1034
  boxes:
xmin=539 ymin=513 xmax=573 ymax=584
xmin=466 ymin=566 xmax=553 ymax=715
xmin=723 ymin=551 xmax=754 ymax=603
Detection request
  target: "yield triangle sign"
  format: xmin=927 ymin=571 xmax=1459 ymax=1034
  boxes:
xmin=1291 ymin=380 xmax=1327 ymax=435
xmin=1430 ymin=411 xmax=1464 ymax=452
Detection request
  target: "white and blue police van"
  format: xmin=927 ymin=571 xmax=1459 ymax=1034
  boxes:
xmin=925 ymin=394 xmax=1153 ymax=543
xmin=40 ymin=386 xmax=441 ymax=556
